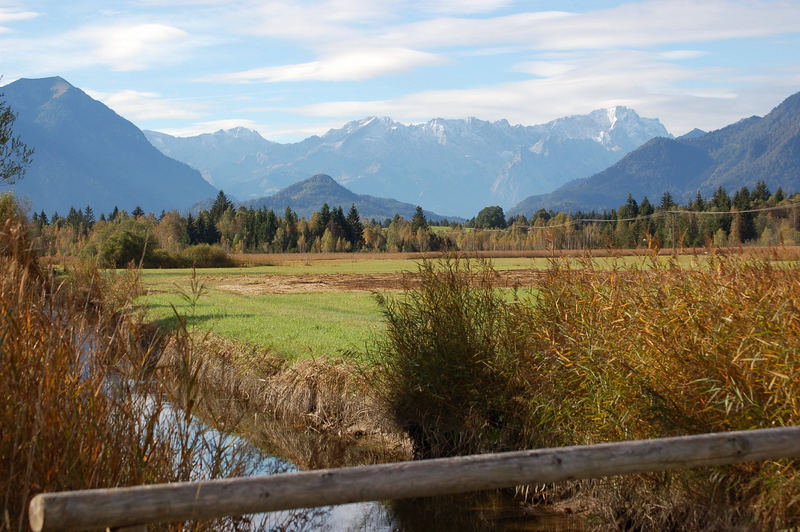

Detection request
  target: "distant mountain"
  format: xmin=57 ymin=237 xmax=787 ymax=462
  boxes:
xmin=510 ymin=91 xmax=800 ymax=215
xmin=1 ymin=77 xmax=216 ymax=215
xmin=240 ymin=173 xmax=455 ymax=221
xmin=678 ymin=128 xmax=707 ymax=140
xmin=145 ymin=107 xmax=669 ymax=218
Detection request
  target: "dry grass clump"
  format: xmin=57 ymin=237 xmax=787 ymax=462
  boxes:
xmin=372 ymin=252 xmax=799 ymax=529
xmin=181 ymin=334 xmax=411 ymax=470
xmin=0 ymin=198 xmax=254 ymax=531
xmin=522 ymin=254 xmax=799 ymax=529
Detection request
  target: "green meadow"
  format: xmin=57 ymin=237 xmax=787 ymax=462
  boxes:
xmin=144 ymin=287 xmax=383 ymax=362
xmin=140 ymin=253 xmax=704 ymax=361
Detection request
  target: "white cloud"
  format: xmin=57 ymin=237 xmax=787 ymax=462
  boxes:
xmin=202 ymin=48 xmax=446 ymax=83
xmin=86 ymin=89 xmax=203 ymax=120
xmin=286 ymin=47 xmax=791 ymax=134
xmin=424 ymin=0 xmax=515 ymax=15
xmin=67 ymin=23 xmax=192 ymax=71
xmin=659 ymin=50 xmax=709 ymax=61
xmin=513 ymin=61 xmax=575 ymax=77
xmin=241 ymin=0 xmax=396 ymax=42
xmin=0 ymin=7 xmax=38 ymax=23
xmin=374 ymin=1 xmax=800 ymax=50
xmin=0 ymin=6 xmax=38 ymax=32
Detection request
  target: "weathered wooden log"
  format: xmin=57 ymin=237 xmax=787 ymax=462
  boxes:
xmin=30 ymin=426 xmax=800 ymax=531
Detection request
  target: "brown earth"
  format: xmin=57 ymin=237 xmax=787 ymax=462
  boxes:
xmin=212 ymin=269 xmax=551 ymax=295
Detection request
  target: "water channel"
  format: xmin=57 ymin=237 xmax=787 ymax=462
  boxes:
xmin=187 ymin=414 xmax=581 ymax=531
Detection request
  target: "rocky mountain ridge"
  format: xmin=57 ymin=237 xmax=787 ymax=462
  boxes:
xmin=146 ymin=107 xmax=670 ymax=218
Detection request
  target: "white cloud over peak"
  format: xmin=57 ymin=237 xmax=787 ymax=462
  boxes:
xmin=287 ymin=47 xmax=773 ymax=134
xmin=202 ymin=48 xmax=446 ymax=83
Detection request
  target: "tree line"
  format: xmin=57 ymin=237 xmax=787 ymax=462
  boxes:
xmin=27 ymin=182 xmax=800 ymax=264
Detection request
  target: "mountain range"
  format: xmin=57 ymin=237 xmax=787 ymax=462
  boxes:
xmin=5 ymin=76 xmax=799 ymax=222
xmin=1 ymin=77 xmax=217 ymax=215
xmin=510 ymin=91 xmax=800 ymax=215
xmin=145 ymin=108 xmax=670 ymax=218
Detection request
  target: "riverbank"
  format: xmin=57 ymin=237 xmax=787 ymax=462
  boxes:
xmin=157 ymin=332 xmax=412 ymax=470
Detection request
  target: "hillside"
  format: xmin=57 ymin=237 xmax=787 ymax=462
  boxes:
xmin=241 ymin=174 xmax=453 ymax=221
xmin=510 ymin=91 xmax=800 ymax=215
xmin=2 ymin=77 xmax=217 ymax=215
xmin=146 ymin=107 xmax=669 ymax=217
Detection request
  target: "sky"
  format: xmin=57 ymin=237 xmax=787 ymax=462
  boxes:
xmin=2 ymin=0 xmax=800 ymax=142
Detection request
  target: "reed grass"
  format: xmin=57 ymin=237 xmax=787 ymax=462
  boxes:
xmin=0 ymin=196 xmax=262 ymax=531
xmin=370 ymin=252 xmax=800 ymax=529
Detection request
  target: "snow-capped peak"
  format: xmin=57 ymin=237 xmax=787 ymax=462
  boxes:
xmin=607 ymin=106 xmax=618 ymax=130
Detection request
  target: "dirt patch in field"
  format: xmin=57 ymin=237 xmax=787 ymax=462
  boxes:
xmin=214 ymin=269 xmax=550 ymax=295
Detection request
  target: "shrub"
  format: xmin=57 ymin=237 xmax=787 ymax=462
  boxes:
xmin=98 ymin=227 xmax=153 ymax=267
xmin=179 ymin=243 xmax=235 ymax=268
xmin=369 ymin=257 xmax=529 ymax=458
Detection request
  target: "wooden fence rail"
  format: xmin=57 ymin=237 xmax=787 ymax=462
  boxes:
xmin=29 ymin=425 xmax=800 ymax=531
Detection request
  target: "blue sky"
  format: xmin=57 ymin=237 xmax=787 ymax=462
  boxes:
xmin=2 ymin=0 xmax=800 ymax=142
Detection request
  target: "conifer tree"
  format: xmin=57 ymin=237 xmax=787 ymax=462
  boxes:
xmin=210 ymin=190 xmax=233 ymax=223
xmin=346 ymin=204 xmax=364 ymax=248
xmin=411 ymin=206 xmax=429 ymax=233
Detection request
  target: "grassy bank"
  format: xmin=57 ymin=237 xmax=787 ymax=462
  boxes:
xmin=369 ymin=253 xmax=800 ymax=529
xmin=181 ymin=334 xmax=411 ymax=470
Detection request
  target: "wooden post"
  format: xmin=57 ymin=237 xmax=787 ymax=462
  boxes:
xmin=30 ymin=426 xmax=800 ymax=531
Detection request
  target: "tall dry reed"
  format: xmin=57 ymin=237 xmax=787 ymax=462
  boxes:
xmin=371 ymin=252 xmax=800 ymax=529
xmin=0 ymin=196 xmax=254 ymax=531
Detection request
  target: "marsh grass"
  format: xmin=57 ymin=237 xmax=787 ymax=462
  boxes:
xmin=183 ymin=334 xmax=411 ymax=470
xmin=371 ymin=252 xmax=800 ymax=529
xmin=0 ymin=199 xmax=259 ymax=531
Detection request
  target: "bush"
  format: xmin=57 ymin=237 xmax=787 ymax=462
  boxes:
xmin=98 ymin=228 xmax=153 ymax=267
xmin=369 ymin=257 xmax=529 ymax=458
xmin=179 ymin=243 xmax=235 ymax=267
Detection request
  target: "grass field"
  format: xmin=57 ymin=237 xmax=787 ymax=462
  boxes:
xmin=139 ymin=249 xmax=793 ymax=361
xmin=141 ymin=255 xmax=547 ymax=360
xmin=144 ymin=287 xmax=383 ymax=361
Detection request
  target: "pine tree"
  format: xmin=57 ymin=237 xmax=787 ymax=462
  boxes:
xmin=659 ymin=192 xmax=675 ymax=210
xmin=186 ymin=213 xmax=198 ymax=244
xmin=691 ymin=192 xmax=705 ymax=211
xmin=639 ymin=196 xmax=654 ymax=217
xmin=317 ymin=203 xmax=331 ymax=238
xmin=753 ymin=181 xmax=770 ymax=203
xmin=330 ymin=206 xmax=348 ymax=242
xmin=411 ymin=206 xmax=429 ymax=233
xmin=711 ymin=186 xmax=731 ymax=211
xmin=210 ymin=190 xmax=233 ymax=223
xmin=346 ymin=204 xmax=364 ymax=248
